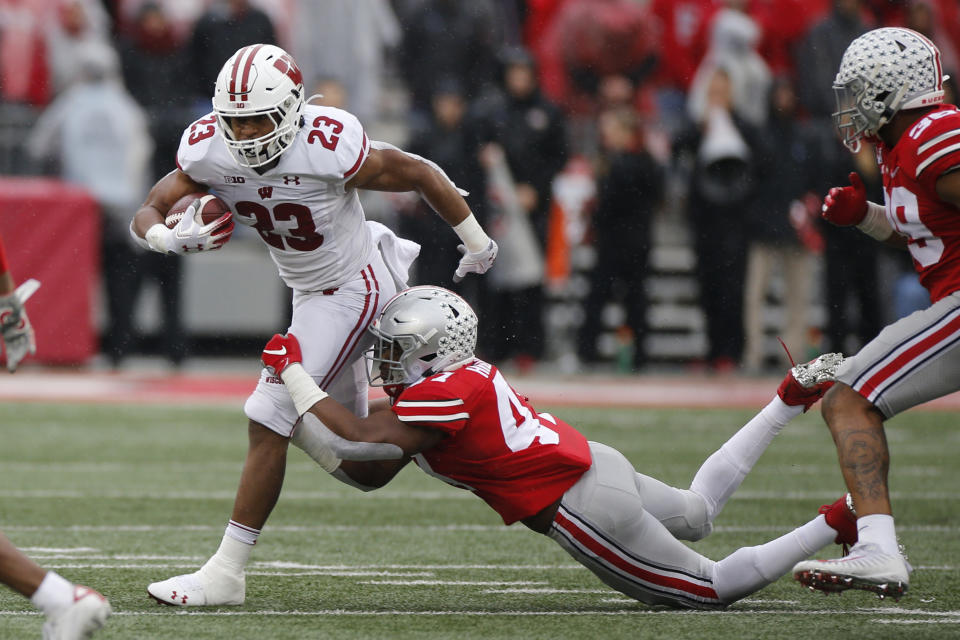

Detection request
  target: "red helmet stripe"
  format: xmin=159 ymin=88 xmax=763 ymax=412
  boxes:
xmin=912 ymin=29 xmax=943 ymax=90
xmin=229 ymin=44 xmax=263 ymax=101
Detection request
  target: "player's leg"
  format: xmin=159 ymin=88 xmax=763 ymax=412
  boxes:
xmin=792 ymin=292 xmax=960 ymax=597
xmin=549 ymin=443 xmax=725 ymax=608
xmin=147 ymin=258 xmax=396 ymax=607
xmin=1 ymin=532 xmax=111 ymax=637
xmin=0 ymin=531 xmax=45 ymax=597
xmin=638 ymin=354 xmax=842 ymax=541
xmin=549 ymin=443 xmax=851 ymax=608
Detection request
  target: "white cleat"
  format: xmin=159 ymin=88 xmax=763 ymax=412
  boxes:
xmin=792 ymin=542 xmax=911 ymax=600
xmin=147 ymin=565 xmax=245 ymax=606
xmin=43 ymin=585 xmax=111 ymax=640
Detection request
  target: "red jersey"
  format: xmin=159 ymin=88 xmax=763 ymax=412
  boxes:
xmin=879 ymin=104 xmax=960 ymax=302
xmin=391 ymin=359 xmax=592 ymax=525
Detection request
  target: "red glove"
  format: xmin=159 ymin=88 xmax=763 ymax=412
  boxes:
xmin=821 ymin=172 xmax=868 ymax=226
xmin=261 ymin=332 xmax=303 ymax=375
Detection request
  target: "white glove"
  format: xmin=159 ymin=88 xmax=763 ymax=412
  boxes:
xmin=145 ymin=203 xmax=233 ymax=254
xmin=453 ymin=239 xmax=498 ymax=283
xmin=0 ymin=279 xmax=39 ymax=372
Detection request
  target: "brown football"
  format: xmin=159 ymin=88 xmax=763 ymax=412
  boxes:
xmin=165 ymin=193 xmax=232 ymax=228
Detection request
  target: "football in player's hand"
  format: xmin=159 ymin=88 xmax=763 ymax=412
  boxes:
xmin=165 ymin=193 xmax=232 ymax=229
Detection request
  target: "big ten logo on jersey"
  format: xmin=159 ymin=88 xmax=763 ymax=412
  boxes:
xmin=224 ymin=176 xmax=246 ymax=184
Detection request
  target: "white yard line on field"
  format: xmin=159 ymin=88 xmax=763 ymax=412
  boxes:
xmin=2 ymin=608 xmax=960 ymax=618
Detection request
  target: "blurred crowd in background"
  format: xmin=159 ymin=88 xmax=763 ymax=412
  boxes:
xmin=0 ymin=0 xmax=954 ymax=374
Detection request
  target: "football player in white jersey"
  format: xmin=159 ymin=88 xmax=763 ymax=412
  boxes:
xmin=792 ymin=28 xmax=960 ymax=599
xmin=255 ymin=286 xmax=858 ymax=609
xmin=130 ymin=44 xmax=498 ymax=606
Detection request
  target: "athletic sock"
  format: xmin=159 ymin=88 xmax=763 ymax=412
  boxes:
xmin=690 ymin=397 xmax=801 ymax=519
xmin=205 ymin=521 xmax=259 ymax=575
xmin=856 ymin=514 xmax=900 ymax=556
xmin=714 ymin=515 xmax=834 ymax=603
xmin=30 ymin=571 xmax=74 ymax=615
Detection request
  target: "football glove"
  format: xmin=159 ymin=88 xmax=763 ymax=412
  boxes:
xmin=262 ymin=332 xmax=303 ymax=376
xmin=148 ymin=205 xmax=234 ymax=254
xmin=0 ymin=279 xmax=38 ymax=372
xmin=453 ymin=239 xmax=498 ymax=283
xmin=821 ymin=172 xmax=868 ymax=227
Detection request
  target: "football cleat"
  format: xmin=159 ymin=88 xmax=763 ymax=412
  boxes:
xmin=147 ymin=564 xmax=245 ymax=606
xmin=820 ymin=493 xmax=857 ymax=555
xmin=792 ymin=542 xmax=911 ymax=600
xmin=42 ymin=585 xmax=111 ymax=640
xmin=777 ymin=352 xmax=844 ymax=411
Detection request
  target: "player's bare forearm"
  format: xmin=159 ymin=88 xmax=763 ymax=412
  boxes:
xmin=337 ymin=458 xmax=410 ymax=489
xmin=935 ymin=169 xmax=960 ymax=209
xmin=132 ymin=170 xmax=207 ymax=237
xmin=882 ymin=232 xmax=909 ymax=250
xmin=347 ymin=149 xmax=471 ymax=225
xmin=306 ymin=399 xmax=441 ymax=456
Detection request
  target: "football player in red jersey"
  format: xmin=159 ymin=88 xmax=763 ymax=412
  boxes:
xmin=792 ymin=27 xmax=960 ymax=599
xmin=256 ymin=285 xmax=857 ymax=609
xmin=0 ymin=234 xmax=111 ymax=638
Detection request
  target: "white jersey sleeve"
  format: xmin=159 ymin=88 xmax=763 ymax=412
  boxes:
xmin=299 ymin=105 xmax=370 ymax=186
xmin=175 ymin=112 xmax=221 ymax=184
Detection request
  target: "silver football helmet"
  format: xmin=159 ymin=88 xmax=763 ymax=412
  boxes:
xmin=212 ymin=44 xmax=305 ymax=167
xmin=833 ymin=27 xmax=948 ymax=152
xmin=366 ymin=286 xmax=478 ymax=387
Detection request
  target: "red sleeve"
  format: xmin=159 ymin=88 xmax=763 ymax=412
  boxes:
xmin=911 ymin=110 xmax=960 ymax=192
xmin=392 ymin=375 xmax=471 ymax=435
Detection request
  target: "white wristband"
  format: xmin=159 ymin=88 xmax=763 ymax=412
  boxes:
xmin=856 ymin=201 xmax=893 ymax=241
xmin=279 ymin=363 xmax=329 ymax=416
xmin=129 ymin=220 xmax=151 ymax=250
xmin=144 ymin=223 xmax=173 ymax=253
xmin=452 ymin=213 xmax=491 ymax=253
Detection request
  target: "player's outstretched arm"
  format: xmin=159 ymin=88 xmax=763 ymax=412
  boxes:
xmin=346 ymin=148 xmax=497 ymax=281
xmin=262 ymin=332 xmax=444 ymax=456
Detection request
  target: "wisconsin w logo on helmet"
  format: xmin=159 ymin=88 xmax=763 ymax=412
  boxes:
xmin=833 ymin=27 xmax=948 ymax=152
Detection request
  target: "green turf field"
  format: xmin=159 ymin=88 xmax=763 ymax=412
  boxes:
xmin=1 ymin=400 xmax=958 ymax=639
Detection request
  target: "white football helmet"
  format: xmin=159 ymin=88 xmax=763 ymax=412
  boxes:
xmin=212 ymin=44 xmax=305 ymax=168
xmin=366 ymin=286 xmax=478 ymax=387
xmin=833 ymin=27 xmax=948 ymax=152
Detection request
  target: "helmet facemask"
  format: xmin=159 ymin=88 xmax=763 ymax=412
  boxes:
xmin=832 ymin=74 xmax=908 ymax=153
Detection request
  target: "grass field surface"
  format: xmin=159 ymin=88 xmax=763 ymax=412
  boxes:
xmin=1 ymin=398 xmax=958 ymax=639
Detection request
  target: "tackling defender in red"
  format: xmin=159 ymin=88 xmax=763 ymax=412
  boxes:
xmin=249 ymin=285 xmax=856 ymax=609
